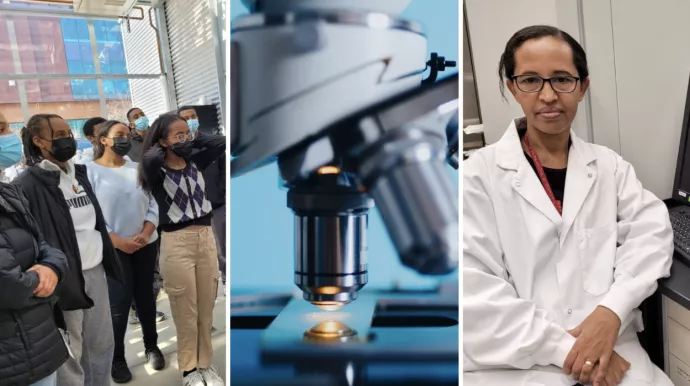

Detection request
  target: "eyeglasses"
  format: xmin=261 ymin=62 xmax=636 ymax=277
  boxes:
xmin=168 ymin=133 xmax=194 ymax=143
xmin=105 ymin=135 xmax=132 ymax=139
xmin=512 ymin=75 xmax=580 ymax=93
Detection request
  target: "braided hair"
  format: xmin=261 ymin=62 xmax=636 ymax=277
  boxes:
xmin=20 ymin=114 xmax=62 ymax=167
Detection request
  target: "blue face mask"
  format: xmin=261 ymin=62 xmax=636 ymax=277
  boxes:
xmin=0 ymin=134 xmax=22 ymax=169
xmin=135 ymin=116 xmax=149 ymax=131
xmin=188 ymin=119 xmax=199 ymax=133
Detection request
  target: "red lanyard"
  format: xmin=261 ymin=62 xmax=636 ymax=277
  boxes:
xmin=522 ymin=134 xmax=562 ymax=216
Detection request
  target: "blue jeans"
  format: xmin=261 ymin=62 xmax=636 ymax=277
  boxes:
xmin=30 ymin=372 xmax=57 ymax=386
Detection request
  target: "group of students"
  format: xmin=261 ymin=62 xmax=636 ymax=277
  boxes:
xmin=0 ymin=106 xmax=226 ymax=386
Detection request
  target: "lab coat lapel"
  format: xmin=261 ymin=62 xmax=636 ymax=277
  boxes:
xmin=513 ymin=163 xmax=563 ymax=227
xmin=560 ymin=134 xmax=597 ymax=246
xmin=495 ymin=119 xmax=562 ymax=228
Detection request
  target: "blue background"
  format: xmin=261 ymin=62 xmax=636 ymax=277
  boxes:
xmin=229 ymin=0 xmax=459 ymax=291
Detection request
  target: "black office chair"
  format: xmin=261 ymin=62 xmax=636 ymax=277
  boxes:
xmin=638 ymin=290 xmax=665 ymax=369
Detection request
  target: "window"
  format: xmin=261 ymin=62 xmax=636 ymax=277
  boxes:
xmin=0 ymin=6 xmax=168 ymax=130
xmin=107 ymin=78 xmax=166 ymax=123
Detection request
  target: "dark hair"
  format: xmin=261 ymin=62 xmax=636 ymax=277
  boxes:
xmin=177 ymin=105 xmax=197 ymax=115
xmin=20 ymin=114 xmax=63 ymax=166
xmin=82 ymin=117 xmax=106 ymax=137
xmin=137 ymin=113 xmax=186 ymax=192
xmin=93 ymin=120 xmax=127 ymax=160
xmin=498 ymin=25 xmax=589 ymax=100
xmin=126 ymin=107 xmax=141 ymax=122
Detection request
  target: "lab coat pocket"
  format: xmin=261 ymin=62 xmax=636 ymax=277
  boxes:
xmin=576 ymin=224 xmax=617 ymax=297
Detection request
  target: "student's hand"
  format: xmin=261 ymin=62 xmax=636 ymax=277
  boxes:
xmin=150 ymin=143 xmax=165 ymax=154
xmin=117 ymin=237 xmax=142 ymax=255
xmin=564 ymin=306 xmax=622 ymax=385
xmin=28 ymin=264 xmax=58 ymax=298
xmin=132 ymin=233 xmax=149 ymax=246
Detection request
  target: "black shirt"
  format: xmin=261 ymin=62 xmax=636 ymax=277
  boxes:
xmin=518 ymin=128 xmax=568 ymax=204
xmin=524 ymin=154 xmax=567 ymax=204
xmin=127 ymin=131 xmax=145 ymax=163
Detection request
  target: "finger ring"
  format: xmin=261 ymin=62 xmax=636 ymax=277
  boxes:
xmin=584 ymin=360 xmax=593 ymax=368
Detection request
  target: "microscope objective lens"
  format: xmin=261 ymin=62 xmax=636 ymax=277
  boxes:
xmin=312 ymin=301 xmax=346 ymax=312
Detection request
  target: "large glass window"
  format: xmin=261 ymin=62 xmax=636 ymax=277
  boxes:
xmin=0 ymin=4 xmax=169 ymax=138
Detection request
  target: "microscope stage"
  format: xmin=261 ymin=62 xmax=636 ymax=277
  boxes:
xmin=231 ymin=289 xmax=459 ymax=386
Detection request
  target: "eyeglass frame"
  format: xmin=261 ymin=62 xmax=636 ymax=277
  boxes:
xmin=167 ymin=132 xmax=195 ymax=143
xmin=510 ymin=74 xmax=581 ymax=94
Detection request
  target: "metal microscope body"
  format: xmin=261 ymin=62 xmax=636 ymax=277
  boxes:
xmin=230 ymin=0 xmax=459 ymax=308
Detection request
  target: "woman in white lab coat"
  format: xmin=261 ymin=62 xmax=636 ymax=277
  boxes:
xmin=463 ymin=25 xmax=674 ymax=386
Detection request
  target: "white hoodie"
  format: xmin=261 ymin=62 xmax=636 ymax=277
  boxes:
xmin=38 ymin=159 xmax=103 ymax=270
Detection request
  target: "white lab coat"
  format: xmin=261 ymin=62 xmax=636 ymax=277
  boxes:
xmin=463 ymin=119 xmax=674 ymax=385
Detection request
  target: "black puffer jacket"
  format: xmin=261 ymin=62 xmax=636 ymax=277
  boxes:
xmin=0 ymin=183 xmax=69 ymax=386
xmin=127 ymin=130 xmax=145 ymax=163
xmin=13 ymin=163 xmax=123 ymax=311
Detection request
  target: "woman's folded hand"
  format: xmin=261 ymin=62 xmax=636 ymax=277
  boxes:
xmin=563 ymin=306 xmax=623 ymax=385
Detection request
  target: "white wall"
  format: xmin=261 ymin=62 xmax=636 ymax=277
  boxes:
xmin=592 ymin=0 xmax=690 ymax=199
xmin=578 ymin=0 xmax=620 ymax=154
xmin=465 ymin=0 xmax=589 ymax=144
xmin=578 ymin=0 xmax=690 ymax=199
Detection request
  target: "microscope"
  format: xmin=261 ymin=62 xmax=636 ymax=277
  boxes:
xmin=230 ymin=0 xmax=459 ymax=311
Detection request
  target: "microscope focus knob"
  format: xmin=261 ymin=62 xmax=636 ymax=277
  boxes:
xmin=292 ymin=22 xmax=326 ymax=54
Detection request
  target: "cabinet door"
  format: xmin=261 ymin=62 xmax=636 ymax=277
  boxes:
xmin=604 ymin=0 xmax=690 ymax=198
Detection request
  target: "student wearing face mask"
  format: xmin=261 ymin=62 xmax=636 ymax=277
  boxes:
xmin=126 ymin=107 xmax=149 ymax=163
xmin=178 ymin=106 xmax=226 ymax=292
xmin=127 ymin=108 xmax=166 ymax=325
xmin=86 ymin=120 xmax=166 ymax=383
xmin=13 ymin=114 xmax=123 ymax=386
xmin=177 ymin=106 xmax=200 ymax=135
xmin=139 ymin=113 xmax=225 ymax=386
xmin=75 ymin=117 xmax=106 ymax=165
xmin=0 ymin=112 xmax=24 ymax=182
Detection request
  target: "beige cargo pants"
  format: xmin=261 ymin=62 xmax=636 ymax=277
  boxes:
xmin=160 ymin=226 xmax=219 ymax=372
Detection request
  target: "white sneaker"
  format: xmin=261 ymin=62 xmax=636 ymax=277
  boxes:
xmin=182 ymin=370 xmax=205 ymax=386
xmin=199 ymin=366 xmax=224 ymax=386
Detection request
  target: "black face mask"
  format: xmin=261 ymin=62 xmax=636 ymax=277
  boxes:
xmin=49 ymin=137 xmax=77 ymax=163
xmin=171 ymin=141 xmax=194 ymax=158
xmin=110 ymin=137 xmax=131 ymax=157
